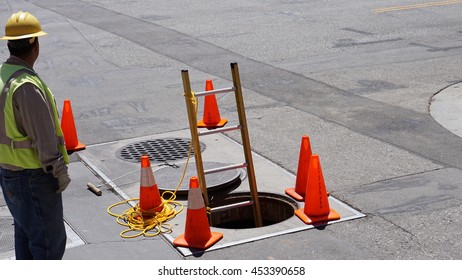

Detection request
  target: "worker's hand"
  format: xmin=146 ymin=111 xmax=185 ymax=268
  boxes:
xmin=56 ymin=173 xmax=71 ymax=193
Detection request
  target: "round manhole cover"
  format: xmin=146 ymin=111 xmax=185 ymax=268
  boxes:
xmin=155 ymin=161 xmax=244 ymax=197
xmin=116 ymin=138 xmax=205 ymax=163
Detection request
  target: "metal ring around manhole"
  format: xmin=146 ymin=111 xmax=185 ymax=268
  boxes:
xmin=116 ymin=138 xmax=205 ymax=163
xmin=209 ymin=192 xmax=298 ymax=229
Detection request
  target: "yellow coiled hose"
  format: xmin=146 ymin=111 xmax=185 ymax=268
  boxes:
xmin=106 ymin=91 xmax=198 ymax=238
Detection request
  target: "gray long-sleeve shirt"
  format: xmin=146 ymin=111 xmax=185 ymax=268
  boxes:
xmin=0 ymin=56 xmax=68 ymax=179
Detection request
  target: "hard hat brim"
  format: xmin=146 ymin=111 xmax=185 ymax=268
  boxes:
xmin=0 ymin=30 xmax=47 ymax=41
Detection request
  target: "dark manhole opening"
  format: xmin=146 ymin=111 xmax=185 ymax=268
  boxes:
xmin=209 ymin=192 xmax=298 ymax=229
xmin=116 ymin=138 xmax=205 ymax=163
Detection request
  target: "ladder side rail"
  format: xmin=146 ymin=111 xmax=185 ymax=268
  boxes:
xmin=230 ymin=63 xmax=263 ymax=227
xmin=181 ymin=70 xmax=209 ymax=206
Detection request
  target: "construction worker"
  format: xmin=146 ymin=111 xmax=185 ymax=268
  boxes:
xmin=0 ymin=11 xmax=70 ymax=259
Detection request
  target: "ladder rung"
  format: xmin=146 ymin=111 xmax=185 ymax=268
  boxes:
xmin=195 ymin=87 xmax=234 ymax=97
xmin=198 ymin=125 xmax=241 ymax=136
xmin=204 ymin=163 xmax=247 ymax=175
xmin=211 ymin=200 xmax=254 ymax=213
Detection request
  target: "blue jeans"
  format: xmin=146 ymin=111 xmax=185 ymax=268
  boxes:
xmin=0 ymin=167 xmax=66 ymax=260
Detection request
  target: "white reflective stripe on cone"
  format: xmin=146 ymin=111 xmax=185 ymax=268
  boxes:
xmin=141 ymin=166 xmax=156 ymax=186
xmin=188 ymin=188 xmax=205 ymax=210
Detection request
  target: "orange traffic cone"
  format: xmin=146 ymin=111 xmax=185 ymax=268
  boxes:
xmin=173 ymin=176 xmax=223 ymax=250
xmin=285 ymin=135 xmax=312 ymax=201
xmin=295 ymin=154 xmax=340 ymax=225
xmin=197 ymin=80 xmax=228 ymax=129
xmin=61 ymin=99 xmax=86 ymax=152
xmin=139 ymin=155 xmax=164 ymax=214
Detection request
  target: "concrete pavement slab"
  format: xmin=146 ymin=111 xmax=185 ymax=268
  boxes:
xmin=77 ymin=129 xmax=364 ymax=258
xmin=63 ymin=161 xmax=183 ymax=260
xmin=339 ymin=167 xmax=462 ymax=259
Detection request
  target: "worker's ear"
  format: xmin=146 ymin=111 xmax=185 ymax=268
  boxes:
xmin=32 ymin=37 xmax=40 ymax=57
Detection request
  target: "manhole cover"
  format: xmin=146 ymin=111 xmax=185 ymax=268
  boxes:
xmin=155 ymin=161 xmax=244 ymax=197
xmin=116 ymin=138 xmax=205 ymax=163
xmin=0 ymin=217 xmax=14 ymax=253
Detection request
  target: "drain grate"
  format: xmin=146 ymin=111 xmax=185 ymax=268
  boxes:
xmin=116 ymin=138 xmax=205 ymax=163
xmin=0 ymin=217 xmax=14 ymax=253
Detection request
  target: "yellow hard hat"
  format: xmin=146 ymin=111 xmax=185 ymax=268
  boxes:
xmin=0 ymin=11 xmax=47 ymax=40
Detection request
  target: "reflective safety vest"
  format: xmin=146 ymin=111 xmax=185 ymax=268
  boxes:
xmin=0 ymin=63 xmax=69 ymax=169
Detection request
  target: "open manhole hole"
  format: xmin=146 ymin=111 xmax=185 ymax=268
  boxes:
xmin=116 ymin=138 xmax=205 ymax=163
xmin=209 ymin=192 xmax=298 ymax=229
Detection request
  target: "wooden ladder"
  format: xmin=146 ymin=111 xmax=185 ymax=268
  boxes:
xmin=181 ymin=62 xmax=263 ymax=227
